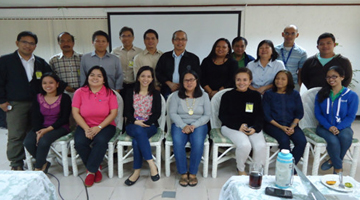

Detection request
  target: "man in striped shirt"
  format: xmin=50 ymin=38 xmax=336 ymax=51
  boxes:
xmin=275 ymin=25 xmax=307 ymax=91
xmin=49 ymin=32 xmax=82 ymax=94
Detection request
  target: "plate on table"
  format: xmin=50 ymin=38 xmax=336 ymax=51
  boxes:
xmin=321 ymin=174 xmax=356 ymax=193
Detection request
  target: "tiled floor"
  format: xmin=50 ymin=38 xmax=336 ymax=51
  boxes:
xmin=0 ymin=120 xmax=360 ymax=200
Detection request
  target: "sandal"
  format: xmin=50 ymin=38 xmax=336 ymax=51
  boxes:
xmin=188 ymin=174 xmax=198 ymax=187
xmin=179 ymin=174 xmax=189 ymax=187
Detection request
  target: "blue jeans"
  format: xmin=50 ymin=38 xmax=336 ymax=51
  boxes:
xmin=316 ymin=125 xmax=353 ymax=169
xmin=126 ymin=124 xmax=157 ymax=169
xmin=264 ymin=123 xmax=307 ymax=164
xmin=74 ymin=125 xmax=115 ymax=173
xmin=24 ymin=127 xmax=68 ymax=168
xmin=171 ymin=123 xmax=207 ymax=175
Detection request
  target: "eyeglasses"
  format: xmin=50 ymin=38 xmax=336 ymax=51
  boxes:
xmin=184 ymin=78 xmax=196 ymax=83
xmin=173 ymin=38 xmax=187 ymax=42
xmin=20 ymin=41 xmax=36 ymax=46
xmin=284 ymin=32 xmax=296 ymax=36
xmin=325 ymin=75 xmax=338 ymax=80
xmin=121 ymin=35 xmax=133 ymax=38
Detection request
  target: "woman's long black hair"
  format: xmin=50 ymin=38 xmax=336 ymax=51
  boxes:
xmin=133 ymin=66 xmax=155 ymax=95
xmin=82 ymin=66 xmax=113 ymax=95
xmin=178 ymin=70 xmax=203 ymax=99
xmin=317 ymin=66 xmax=345 ymax=103
xmin=40 ymin=72 xmax=67 ymax=96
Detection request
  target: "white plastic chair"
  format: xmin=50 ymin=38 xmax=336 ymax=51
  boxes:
xmin=165 ymin=92 xmax=210 ymax=178
xmin=24 ymin=132 xmax=74 ymax=176
xmin=70 ymin=90 xmax=124 ymax=178
xmin=116 ymin=94 xmax=166 ymax=178
xmin=210 ymin=88 xmax=309 ymax=178
xmin=299 ymin=87 xmax=360 ymax=177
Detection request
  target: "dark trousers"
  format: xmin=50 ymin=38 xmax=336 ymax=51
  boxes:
xmin=120 ymin=83 xmax=135 ymax=100
xmin=74 ymin=125 xmax=115 ymax=173
xmin=126 ymin=124 xmax=157 ymax=169
xmin=23 ymin=127 xmax=68 ymax=168
xmin=0 ymin=109 xmax=6 ymax=128
xmin=316 ymin=125 xmax=353 ymax=169
xmin=264 ymin=123 xmax=307 ymax=164
xmin=7 ymin=101 xmax=32 ymax=167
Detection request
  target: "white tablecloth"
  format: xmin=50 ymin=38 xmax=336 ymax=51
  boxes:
xmin=0 ymin=170 xmax=57 ymax=200
xmin=220 ymin=175 xmax=360 ymax=200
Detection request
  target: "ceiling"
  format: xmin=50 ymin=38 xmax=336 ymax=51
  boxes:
xmin=1 ymin=0 xmax=359 ymax=8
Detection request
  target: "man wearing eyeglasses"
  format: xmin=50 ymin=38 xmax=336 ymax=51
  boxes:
xmin=49 ymin=32 xmax=82 ymax=95
xmin=301 ymin=32 xmax=352 ymax=89
xmin=155 ymin=30 xmax=200 ymax=99
xmin=275 ymin=25 xmax=307 ymax=91
xmin=0 ymin=31 xmax=52 ymax=170
xmin=111 ymin=26 xmax=142 ymax=98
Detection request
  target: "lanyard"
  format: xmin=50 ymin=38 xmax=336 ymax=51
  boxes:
xmin=281 ymin=45 xmax=294 ymax=69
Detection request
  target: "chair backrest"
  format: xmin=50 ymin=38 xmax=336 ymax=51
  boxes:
xmin=210 ymin=88 xmax=233 ymax=129
xmin=166 ymin=92 xmax=175 ymax=130
xmin=299 ymin=87 xmax=321 ymax=129
xmin=113 ymin=90 xmax=124 ymax=131
xmin=158 ymin=94 xmax=166 ymax=131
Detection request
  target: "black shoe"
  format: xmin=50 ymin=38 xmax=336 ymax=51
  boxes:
xmin=150 ymin=166 xmax=160 ymax=182
xmin=320 ymin=159 xmax=333 ymax=171
xmin=11 ymin=166 xmax=24 ymax=171
xmin=43 ymin=162 xmax=51 ymax=174
xmin=125 ymin=173 xmax=140 ymax=186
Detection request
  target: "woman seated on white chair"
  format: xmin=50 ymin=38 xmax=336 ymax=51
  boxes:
xmin=315 ymin=66 xmax=359 ymax=174
xmin=169 ymin=70 xmax=211 ymax=187
xmin=123 ymin=66 xmax=161 ymax=186
xmin=263 ymin=70 xmax=307 ymax=166
xmin=72 ymin=66 xmax=118 ymax=187
xmin=24 ymin=72 xmax=71 ymax=173
xmin=219 ymin=67 xmax=266 ymax=175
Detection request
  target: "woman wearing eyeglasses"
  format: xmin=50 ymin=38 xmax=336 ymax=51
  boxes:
xmin=315 ymin=66 xmax=359 ymax=174
xmin=169 ymin=70 xmax=211 ymax=187
xmin=201 ymin=38 xmax=238 ymax=98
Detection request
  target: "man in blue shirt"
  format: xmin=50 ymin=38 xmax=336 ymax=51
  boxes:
xmin=275 ymin=25 xmax=307 ymax=91
xmin=80 ymin=30 xmax=123 ymax=92
xmin=155 ymin=30 xmax=200 ymax=98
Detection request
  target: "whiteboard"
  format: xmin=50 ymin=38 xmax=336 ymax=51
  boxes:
xmin=107 ymin=11 xmax=241 ymax=60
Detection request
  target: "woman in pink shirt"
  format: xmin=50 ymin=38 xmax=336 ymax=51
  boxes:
xmin=72 ymin=66 xmax=118 ymax=187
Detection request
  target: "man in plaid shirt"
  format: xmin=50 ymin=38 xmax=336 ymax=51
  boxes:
xmin=49 ymin=32 xmax=82 ymax=94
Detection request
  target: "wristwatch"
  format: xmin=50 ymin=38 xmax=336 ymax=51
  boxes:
xmin=98 ymin=126 xmax=102 ymax=129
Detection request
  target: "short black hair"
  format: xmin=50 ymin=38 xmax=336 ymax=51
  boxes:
xmin=119 ymin=26 xmax=134 ymax=36
xmin=143 ymin=29 xmax=159 ymax=40
xmin=17 ymin=31 xmax=38 ymax=44
xmin=92 ymin=30 xmax=109 ymax=42
xmin=232 ymin=36 xmax=248 ymax=47
xmin=234 ymin=67 xmax=253 ymax=81
xmin=255 ymin=40 xmax=278 ymax=62
xmin=172 ymin=30 xmax=187 ymax=40
xmin=317 ymin=32 xmax=335 ymax=45
xmin=57 ymin=32 xmax=75 ymax=43
xmin=272 ymin=70 xmax=294 ymax=94
xmin=178 ymin=70 xmax=203 ymax=99
xmin=40 ymin=72 xmax=66 ymax=96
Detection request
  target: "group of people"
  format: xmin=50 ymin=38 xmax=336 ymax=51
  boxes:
xmin=0 ymin=24 xmax=358 ymax=188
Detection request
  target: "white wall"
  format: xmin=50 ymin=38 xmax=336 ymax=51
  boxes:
xmin=1 ymin=5 xmax=359 ymax=112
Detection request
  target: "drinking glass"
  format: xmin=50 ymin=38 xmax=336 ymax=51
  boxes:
xmin=249 ymin=163 xmax=263 ymax=189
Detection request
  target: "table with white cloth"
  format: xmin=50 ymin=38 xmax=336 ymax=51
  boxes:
xmin=0 ymin=170 xmax=57 ymax=200
xmin=220 ymin=175 xmax=360 ymax=200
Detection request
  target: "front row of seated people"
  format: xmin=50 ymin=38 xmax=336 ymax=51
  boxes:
xmin=23 ymin=65 xmax=358 ymax=187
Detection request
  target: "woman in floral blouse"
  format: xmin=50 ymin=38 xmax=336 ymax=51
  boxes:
xmin=123 ymin=66 xmax=162 ymax=186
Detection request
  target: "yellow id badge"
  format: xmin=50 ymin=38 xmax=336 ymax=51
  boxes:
xmin=128 ymin=60 xmax=134 ymax=67
xmin=35 ymin=71 xmax=42 ymax=79
xmin=245 ymin=102 xmax=254 ymax=113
